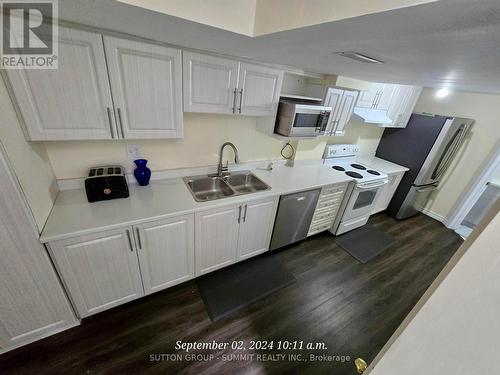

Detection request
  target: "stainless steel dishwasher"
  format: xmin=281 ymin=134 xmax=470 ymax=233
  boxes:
xmin=269 ymin=188 xmax=321 ymax=251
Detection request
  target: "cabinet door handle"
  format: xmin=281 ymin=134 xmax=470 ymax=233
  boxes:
xmin=238 ymin=205 xmax=242 ymax=223
xmin=232 ymin=88 xmax=238 ymax=114
xmin=106 ymin=107 xmax=115 ymax=139
xmin=243 ymin=204 xmax=248 ymax=222
xmin=126 ymin=229 xmax=134 ymax=251
xmin=117 ymin=108 xmax=125 ymax=138
xmin=135 ymin=228 xmax=142 ymax=249
xmin=238 ymin=88 xmax=243 ymax=114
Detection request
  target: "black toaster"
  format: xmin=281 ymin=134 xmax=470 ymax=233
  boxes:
xmin=85 ymin=166 xmax=129 ymax=203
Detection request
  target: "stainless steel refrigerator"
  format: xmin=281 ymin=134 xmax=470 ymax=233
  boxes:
xmin=375 ymin=113 xmax=474 ymax=219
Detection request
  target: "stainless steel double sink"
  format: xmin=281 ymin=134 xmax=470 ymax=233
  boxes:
xmin=183 ymin=170 xmax=271 ymax=202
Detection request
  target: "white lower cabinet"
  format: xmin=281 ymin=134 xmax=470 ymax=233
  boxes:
xmin=49 ymin=197 xmax=278 ymax=317
xmin=49 ymin=228 xmax=145 ymax=318
xmin=195 ymin=205 xmax=241 ymax=275
xmin=135 ymin=214 xmax=194 ymax=295
xmin=308 ymin=183 xmax=349 ymax=236
xmin=372 ymin=171 xmax=405 ymax=214
xmin=237 ymin=197 xmax=279 ymax=261
xmin=195 ymin=196 xmax=279 ymax=275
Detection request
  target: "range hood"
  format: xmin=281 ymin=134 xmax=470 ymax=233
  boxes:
xmin=353 ymin=107 xmax=393 ymax=125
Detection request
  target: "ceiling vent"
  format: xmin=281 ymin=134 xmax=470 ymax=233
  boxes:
xmin=334 ymin=52 xmax=384 ymax=64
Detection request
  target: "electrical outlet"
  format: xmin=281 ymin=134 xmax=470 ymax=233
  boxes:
xmin=127 ymin=145 xmax=143 ymax=161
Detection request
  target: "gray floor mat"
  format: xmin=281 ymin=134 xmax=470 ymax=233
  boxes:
xmin=197 ymin=255 xmax=296 ymax=321
xmin=335 ymin=224 xmax=395 ymax=263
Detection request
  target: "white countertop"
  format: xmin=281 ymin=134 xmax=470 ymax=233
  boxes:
xmin=40 ymin=163 xmax=355 ymax=243
xmin=357 ymin=156 xmax=410 ymax=174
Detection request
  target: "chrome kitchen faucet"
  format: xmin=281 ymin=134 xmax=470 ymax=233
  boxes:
xmin=217 ymin=142 xmax=240 ymax=176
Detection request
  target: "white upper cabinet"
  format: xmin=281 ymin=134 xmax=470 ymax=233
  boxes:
xmin=183 ymin=52 xmax=283 ymax=117
xmin=357 ymin=82 xmax=394 ymax=110
xmin=323 ymin=87 xmax=359 ymax=136
xmin=387 ymin=85 xmax=423 ymax=128
xmin=5 ymin=27 xmax=115 ymax=140
xmin=376 ymin=84 xmax=396 ymax=111
xmin=355 ymin=81 xmax=422 ymax=128
xmin=238 ymin=62 xmax=283 ymax=116
xmin=49 ymin=228 xmax=144 ymax=318
xmin=134 ymin=214 xmax=194 ymax=295
xmin=6 ymin=27 xmax=183 ymax=141
xmin=183 ymin=51 xmax=239 ymax=114
xmin=357 ymin=83 xmax=380 ymax=109
xmin=104 ymin=36 xmax=183 ymax=139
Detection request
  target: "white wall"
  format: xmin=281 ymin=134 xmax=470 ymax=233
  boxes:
xmin=253 ymin=0 xmax=436 ymax=35
xmin=44 ymin=113 xmax=285 ymax=180
xmin=413 ymin=88 xmax=500 ymax=220
xmin=116 ymin=0 xmax=257 ymax=36
xmin=0 ymin=77 xmax=58 ymax=232
xmin=368 ymin=204 xmax=500 ymax=375
xmin=44 ymin=113 xmax=384 ymax=180
xmin=115 ymin=0 xmax=435 ymax=36
xmin=293 ymin=116 xmax=384 ymax=160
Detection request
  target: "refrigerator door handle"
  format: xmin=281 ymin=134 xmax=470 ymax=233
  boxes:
xmin=431 ymin=124 xmax=468 ymax=180
xmin=415 ymin=184 xmax=439 ymax=193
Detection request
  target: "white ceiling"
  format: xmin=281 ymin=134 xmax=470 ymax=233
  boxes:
xmin=60 ymin=0 xmax=500 ymax=93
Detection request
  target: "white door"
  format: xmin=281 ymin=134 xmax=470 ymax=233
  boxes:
xmin=238 ymin=63 xmax=283 ymax=116
xmin=5 ymin=27 xmax=116 ymax=140
xmin=103 ymin=36 xmax=183 ymax=139
xmin=323 ymin=87 xmax=344 ymax=135
xmin=334 ymin=90 xmax=359 ymax=136
xmin=237 ymin=197 xmax=278 ymax=261
xmin=195 ymin=204 xmax=240 ymax=276
xmin=49 ymin=228 xmax=144 ymax=318
xmin=183 ymin=51 xmax=240 ymax=114
xmin=134 ymin=214 xmax=194 ymax=295
xmin=0 ymin=145 xmax=77 ymax=352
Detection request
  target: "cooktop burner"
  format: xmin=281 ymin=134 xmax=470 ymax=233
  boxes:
xmin=346 ymin=171 xmax=363 ymax=179
xmin=332 ymin=166 xmax=345 ymax=171
xmin=367 ymin=170 xmax=381 ymax=175
xmin=351 ymin=163 xmax=367 ymax=170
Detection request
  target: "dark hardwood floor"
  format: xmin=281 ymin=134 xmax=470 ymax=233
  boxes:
xmin=0 ymin=213 xmax=463 ymax=375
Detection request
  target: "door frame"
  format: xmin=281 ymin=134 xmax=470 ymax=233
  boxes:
xmin=446 ymin=140 xmax=500 ymax=229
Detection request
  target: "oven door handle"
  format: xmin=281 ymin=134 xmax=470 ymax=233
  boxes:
xmin=356 ymin=180 xmax=389 ymax=190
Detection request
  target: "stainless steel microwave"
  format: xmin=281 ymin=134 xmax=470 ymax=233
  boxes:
xmin=274 ymin=100 xmax=332 ymax=137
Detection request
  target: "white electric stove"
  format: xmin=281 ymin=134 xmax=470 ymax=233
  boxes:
xmin=323 ymin=144 xmax=389 ymax=235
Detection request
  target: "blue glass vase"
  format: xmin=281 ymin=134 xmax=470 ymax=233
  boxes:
xmin=133 ymin=159 xmax=151 ymax=186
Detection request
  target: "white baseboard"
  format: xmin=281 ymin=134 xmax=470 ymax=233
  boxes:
xmin=419 ymin=207 xmax=451 ymax=227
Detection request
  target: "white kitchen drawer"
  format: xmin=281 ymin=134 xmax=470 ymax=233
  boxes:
xmin=314 ymin=203 xmax=340 ymax=217
xmin=308 ymin=222 xmax=334 ymax=236
xmin=321 ymin=184 xmax=347 ymax=195
xmin=312 ymin=210 xmax=337 ymax=222
xmin=317 ymin=199 xmax=341 ymax=209
xmin=319 ymin=191 xmax=345 ymax=201
xmin=336 ymin=215 xmax=369 ymax=235
xmin=311 ymin=218 xmax=335 ymax=229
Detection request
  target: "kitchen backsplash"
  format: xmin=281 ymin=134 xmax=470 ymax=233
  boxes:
xmin=44 ymin=113 xmax=384 ymax=180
